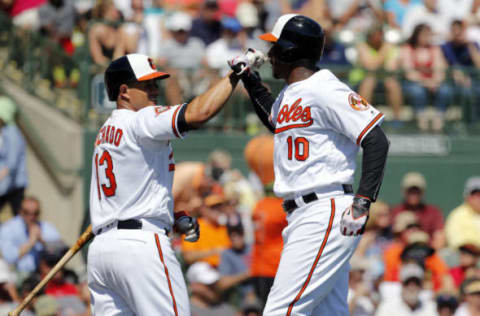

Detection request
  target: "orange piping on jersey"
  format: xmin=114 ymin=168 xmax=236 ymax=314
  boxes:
xmin=356 ymin=113 xmax=384 ymax=146
xmin=274 ymin=121 xmax=313 ymax=134
xmin=155 ymin=234 xmax=179 ymax=316
xmin=171 ymin=105 xmax=182 ymax=138
xmin=286 ymin=199 xmax=336 ymax=316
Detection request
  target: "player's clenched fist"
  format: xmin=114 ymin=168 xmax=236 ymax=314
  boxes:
xmin=228 ymin=48 xmax=268 ymax=75
xmin=174 ymin=211 xmax=200 ymax=242
xmin=340 ymin=196 xmax=371 ymax=236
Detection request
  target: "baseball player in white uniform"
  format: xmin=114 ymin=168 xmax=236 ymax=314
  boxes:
xmin=229 ymin=15 xmax=390 ymax=315
xmin=87 ymin=53 xmax=243 ymax=315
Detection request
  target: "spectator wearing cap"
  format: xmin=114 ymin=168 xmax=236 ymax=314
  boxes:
xmin=191 ymin=0 xmax=222 ymax=46
xmin=437 ymin=294 xmax=459 ymax=316
xmin=157 ymin=11 xmax=207 ymax=104
xmin=0 ymin=96 xmax=27 ymax=216
xmin=446 ymin=177 xmax=480 ymax=249
xmin=392 ymin=172 xmax=445 ymax=249
xmin=217 ymin=216 xmax=254 ymax=310
xmin=456 ymin=278 xmax=480 ymax=316
xmin=450 ymin=244 xmax=480 ymax=289
xmin=384 ymin=212 xmax=452 ymax=292
xmin=206 ymin=17 xmax=246 ymax=76
xmin=186 ymin=261 xmax=236 ymax=316
xmin=181 ymin=194 xmax=231 ymax=267
xmin=0 ymin=196 xmax=61 ymax=273
xmin=376 ymin=263 xmax=438 ymax=316
xmin=347 ymin=257 xmax=376 ymax=316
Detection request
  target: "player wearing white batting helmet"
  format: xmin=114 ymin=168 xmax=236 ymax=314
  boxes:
xmin=229 ymin=14 xmax=389 ymax=315
xmin=88 ymin=53 xmax=240 ymax=315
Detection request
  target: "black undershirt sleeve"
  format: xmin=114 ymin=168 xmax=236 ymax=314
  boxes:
xmin=176 ymin=103 xmax=189 ymax=134
xmin=357 ymin=125 xmax=390 ymax=202
xmin=241 ymin=72 xmax=275 ymax=133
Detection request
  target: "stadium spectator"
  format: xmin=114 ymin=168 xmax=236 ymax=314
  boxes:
xmin=384 ymin=213 xmax=452 ymax=292
xmin=139 ymin=0 xmax=168 ymax=59
xmin=384 ymin=0 xmax=422 ymax=29
xmin=436 ymin=294 xmax=459 ymax=316
xmin=38 ymin=0 xmax=76 ymax=55
xmin=217 ymin=217 xmax=254 ymax=309
xmin=88 ymin=0 xmax=122 ymax=68
xmin=353 ymin=201 xmax=394 ymax=277
xmin=191 ymin=0 xmax=222 ymax=46
xmin=442 ymin=20 xmax=480 ymax=123
xmin=456 ymin=278 xmax=480 ymax=316
xmin=317 ymin=22 xmax=351 ymax=80
xmin=187 ymin=261 xmax=236 ymax=316
xmin=438 ymin=0 xmax=474 ymax=30
xmin=401 ymin=23 xmax=453 ymax=131
xmin=158 ymin=11 xmax=208 ymax=104
xmin=181 ymin=194 xmax=231 ymax=267
xmin=0 ymin=196 xmax=61 ymax=273
xmin=347 ymin=257 xmax=376 ymax=316
xmin=352 ymin=25 xmax=403 ymax=123
xmin=392 ymin=172 xmax=445 ymax=248
xmin=445 ymin=176 xmax=480 ymax=249
xmin=376 ymin=263 xmax=438 ymax=316
xmin=115 ymin=0 xmax=144 ymax=57
xmin=325 ymin=0 xmax=383 ymax=34
xmin=244 ymin=135 xmax=287 ymax=308
xmin=206 ymin=17 xmax=246 ymax=76
xmin=450 ymin=244 xmax=480 ymax=289
xmin=402 ymin=0 xmax=449 ymax=42
xmin=0 ymin=96 xmax=27 ymax=216
xmin=1 ymin=0 xmax=45 ymax=30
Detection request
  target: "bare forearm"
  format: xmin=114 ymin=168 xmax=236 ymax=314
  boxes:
xmin=18 ymin=239 xmax=36 ymax=259
xmin=185 ymin=72 xmax=239 ymax=128
xmin=216 ymin=272 xmax=250 ymax=291
xmin=182 ymin=249 xmax=220 ymax=265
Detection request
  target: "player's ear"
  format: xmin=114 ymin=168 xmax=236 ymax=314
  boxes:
xmin=119 ymin=84 xmax=130 ymax=102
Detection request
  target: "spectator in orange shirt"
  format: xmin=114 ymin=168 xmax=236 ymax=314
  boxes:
xmin=250 ymin=194 xmax=287 ymax=307
xmin=384 ymin=212 xmax=453 ymax=292
xmin=181 ymin=194 xmax=231 ymax=268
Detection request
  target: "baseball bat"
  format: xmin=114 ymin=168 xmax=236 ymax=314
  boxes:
xmin=9 ymin=225 xmax=94 ymax=316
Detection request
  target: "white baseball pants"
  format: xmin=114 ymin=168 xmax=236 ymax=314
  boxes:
xmin=263 ymin=194 xmax=360 ymax=316
xmin=88 ymin=229 xmax=190 ymax=316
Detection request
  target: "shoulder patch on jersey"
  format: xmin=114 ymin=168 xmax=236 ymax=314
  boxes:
xmin=154 ymin=105 xmax=172 ymax=117
xmin=348 ymin=93 xmax=370 ymax=111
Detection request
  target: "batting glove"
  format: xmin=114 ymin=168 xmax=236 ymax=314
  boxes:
xmin=228 ymin=48 xmax=268 ymax=76
xmin=174 ymin=211 xmax=200 ymax=242
xmin=340 ymin=196 xmax=371 ymax=236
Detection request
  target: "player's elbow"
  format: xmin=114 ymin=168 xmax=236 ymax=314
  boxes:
xmin=184 ymin=102 xmax=214 ymax=129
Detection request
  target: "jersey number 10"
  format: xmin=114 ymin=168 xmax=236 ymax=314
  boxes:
xmin=95 ymin=150 xmax=117 ymax=200
xmin=287 ymin=136 xmax=309 ymax=161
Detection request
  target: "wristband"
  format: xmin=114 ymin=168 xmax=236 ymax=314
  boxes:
xmin=174 ymin=211 xmax=189 ymax=221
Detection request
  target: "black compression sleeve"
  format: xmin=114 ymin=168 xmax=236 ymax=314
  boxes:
xmin=357 ymin=125 xmax=390 ymax=201
xmin=241 ymin=72 xmax=275 ymax=133
xmin=177 ymin=103 xmax=189 ymax=133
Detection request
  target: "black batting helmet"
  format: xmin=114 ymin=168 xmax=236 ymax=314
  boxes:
xmin=104 ymin=54 xmax=170 ymax=101
xmin=259 ymin=14 xmax=325 ymax=64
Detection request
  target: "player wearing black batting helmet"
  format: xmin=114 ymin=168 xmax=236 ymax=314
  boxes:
xmin=259 ymin=14 xmax=325 ymax=65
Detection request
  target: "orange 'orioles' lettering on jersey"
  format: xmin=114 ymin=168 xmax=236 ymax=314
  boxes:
xmin=95 ymin=125 xmax=124 ymax=147
xmin=276 ymin=98 xmax=313 ymax=133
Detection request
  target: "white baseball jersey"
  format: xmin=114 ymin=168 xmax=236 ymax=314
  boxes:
xmin=270 ymin=69 xmax=384 ymax=198
xmin=89 ymin=104 xmax=186 ymax=233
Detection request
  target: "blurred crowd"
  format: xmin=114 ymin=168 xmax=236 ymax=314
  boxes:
xmin=2 ymin=0 xmax=480 ymax=131
xmin=1 ymin=97 xmax=480 ymax=315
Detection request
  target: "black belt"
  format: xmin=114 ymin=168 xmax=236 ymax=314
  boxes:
xmin=282 ymin=184 xmax=353 ymax=213
xmin=96 ymin=219 xmax=143 ymax=235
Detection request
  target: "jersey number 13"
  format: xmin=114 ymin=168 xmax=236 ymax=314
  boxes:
xmin=95 ymin=150 xmax=117 ymax=200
